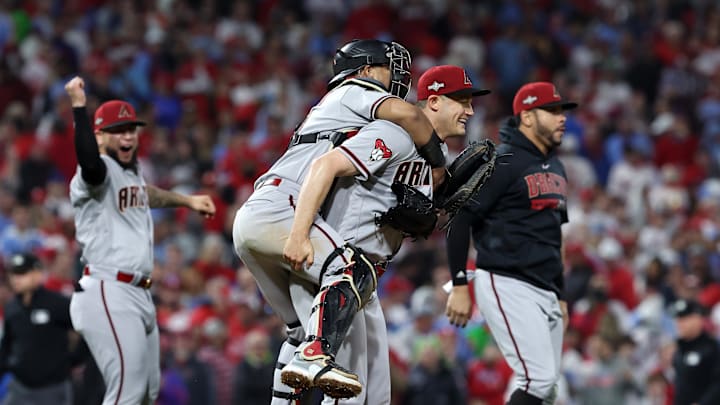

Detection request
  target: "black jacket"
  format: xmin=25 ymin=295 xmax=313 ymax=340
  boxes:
xmin=672 ymin=331 xmax=720 ymax=405
xmin=447 ymin=118 xmax=568 ymax=297
xmin=0 ymin=287 xmax=83 ymax=388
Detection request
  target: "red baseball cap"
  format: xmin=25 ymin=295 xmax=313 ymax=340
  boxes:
xmin=93 ymin=100 xmax=146 ymax=132
xmin=417 ymin=65 xmax=491 ymax=101
xmin=512 ymin=82 xmax=578 ymax=115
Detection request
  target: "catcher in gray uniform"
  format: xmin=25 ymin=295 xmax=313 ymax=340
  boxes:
xmin=281 ymin=65 xmax=490 ymax=400
xmin=233 ymin=39 xmax=450 ymax=404
xmin=64 ymin=77 xmax=215 ymax=405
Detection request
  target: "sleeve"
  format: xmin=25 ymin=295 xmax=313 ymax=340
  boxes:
xmin=446 ymin=154 xmax=516 ymax=286
xmin=699 ymin=342 xmax=720 ymax=405
xmin=446 ymin=209 xmax=474 ymax=286
xmin=336 ymin=121 xmax=413 ymax=181
xmin=57 ymin=295 xmax=73 ymax=329
xmin=340 ymin=84 xmax=397 ymax=120
xmin=0 ymin=315 xmax=11 ymax=374
xmin=73 ymin=107 xmax=107 ymax=185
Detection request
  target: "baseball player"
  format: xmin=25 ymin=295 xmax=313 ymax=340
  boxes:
xmin=280 ymin=65 xmax=490 ymax=400
xmin=232 ymin=39 xmax=446 ymax=404
xmin=64 ymin=77 xmax=215 ymax=405
xmin=444 ymin=82 xmax=577 ymax=405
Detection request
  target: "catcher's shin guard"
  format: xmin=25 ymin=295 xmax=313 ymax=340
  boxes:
xmin=281 ymin=244 xmax=377 ymax=399
xmin=314 ymin=244 xmax=377 ymax=356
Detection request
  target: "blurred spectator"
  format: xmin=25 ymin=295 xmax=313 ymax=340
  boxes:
xmin=164 ymin=329 xmax=215 ymax=405
xmin=0 ymin=204 xmax=44 ymax=257
xmin=191 ymin=234 xmax=235 ymax=283
xmin=466 ymin=343 xmax=513 ymax=405
xmin=570 ymin=274 xmax=629 ymax=343
xmin=389 ymin=286 xmax=439 ymax=366
xmin=653 ymin=115 xmax=699 ymax=169
xmin=403 ymin=335 xmax=463 ymax=405
xmin=231 ymin=329 xmax=273 ymax=405
xmin=597 ymin=236 xmax=639 ymax=311
xmin=571 ymin=334 xmax=639 ymax=405
xmin=670 ymin=299 xmax=720 ymax=405
xmin=197 ymin=318 xmax=234 ymax=405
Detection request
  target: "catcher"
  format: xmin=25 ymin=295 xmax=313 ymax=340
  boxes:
xmin=281 ymin=65 xmax=492 ymax=399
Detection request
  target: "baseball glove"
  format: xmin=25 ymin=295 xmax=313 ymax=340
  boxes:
xmin=376 ymin=182 xmax=437 ymax=239
xmin=436 ymin=139 xmax=497 ymax=223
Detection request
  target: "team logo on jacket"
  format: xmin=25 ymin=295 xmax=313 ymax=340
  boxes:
xmin=31 ymin=309 xmax=50 ymax=324
xmin=370 ymin=139 xmax=393 ymax=161
xmin=524 ymin=172 xmax=567 ymax=211
xmin=685 ymin=351 xmax=700 ymax=366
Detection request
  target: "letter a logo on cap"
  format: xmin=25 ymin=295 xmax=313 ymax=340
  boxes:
xmin=463 ymin=70 xmax=472 ymax=85
xmin=118 ymin=104 xmax=132 ymax=118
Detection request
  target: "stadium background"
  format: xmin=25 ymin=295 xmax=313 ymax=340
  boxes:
xmin=0 ymin=0 xmax=719 ymax=404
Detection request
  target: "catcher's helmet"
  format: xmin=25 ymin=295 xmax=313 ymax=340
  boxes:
xmin=328 ymin=39 xmax=412 ymax=100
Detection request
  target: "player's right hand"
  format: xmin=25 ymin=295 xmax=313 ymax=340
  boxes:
xmin=446 ymin=284 xmax=473 ymax=328
xmin=283 ymin=235 xmax=314 ymax=272
xmin=65 ymin=76 xmax=87 ymax=107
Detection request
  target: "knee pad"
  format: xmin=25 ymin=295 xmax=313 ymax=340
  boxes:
xmin=320 ymin=244 xmax=377 ymax=305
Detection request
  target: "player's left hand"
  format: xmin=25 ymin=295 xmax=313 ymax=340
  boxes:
xmin=188 ymin=195 xmax=216 ymax=218
xmin=446 ymin=285 xmax=473 ymax=328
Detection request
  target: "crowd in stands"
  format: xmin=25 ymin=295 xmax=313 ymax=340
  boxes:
xmin=1 ymin=0 xmax=720 ymax=404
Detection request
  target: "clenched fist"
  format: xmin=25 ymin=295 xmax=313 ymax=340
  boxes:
xmin=65 ymin=76 xmax=87 ymax=107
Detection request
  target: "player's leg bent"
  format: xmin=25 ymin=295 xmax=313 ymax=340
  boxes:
xmin=271 ymin=321 xmax=315 ymax=405
xmin=282 ymin=245 xmax=378 ymax=399
xmin=473 ymin=271 xmax=561 ymax=403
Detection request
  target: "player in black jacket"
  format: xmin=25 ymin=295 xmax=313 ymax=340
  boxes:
xmin=444 ymin=82 xmax=577 ymax=405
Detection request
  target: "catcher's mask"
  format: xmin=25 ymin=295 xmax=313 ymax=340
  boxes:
xmin=328 ymin=39 xmax=412 ymax=100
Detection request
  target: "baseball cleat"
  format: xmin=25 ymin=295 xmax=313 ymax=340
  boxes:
xmin=280 ymin=342 xmax=362 ymax=399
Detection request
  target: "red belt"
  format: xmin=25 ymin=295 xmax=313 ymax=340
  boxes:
xmin=83 ymin=266 xmax=153 ymax=289
xmin=260 ymin=178 xmax=282 ymax=188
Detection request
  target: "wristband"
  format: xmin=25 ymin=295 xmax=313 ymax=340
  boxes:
xmin=418 ymin=130 xmax=446 ymax=168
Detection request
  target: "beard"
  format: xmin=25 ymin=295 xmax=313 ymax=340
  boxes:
xmin=536 ymin=120 xmax=562 ymax=150
xmin=106 ymin=147 xmax=139 ymax=173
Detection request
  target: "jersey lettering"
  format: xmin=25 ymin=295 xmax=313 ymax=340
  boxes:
xmin=118 ymin=185 xmax=147 ymax=213
xmin=524 ymin=173 xmax=567 ymax=198
xmin=392 ymin=161 xmax=431 ymax=187
xmin=524 ymin=172 xmax=567 ymax=211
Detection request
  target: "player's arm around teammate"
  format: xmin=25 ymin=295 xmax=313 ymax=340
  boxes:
xmin=283 ymin=150 xmax=358 ymax=271
xmin=326 ymin=39 xmax=447 ymax=185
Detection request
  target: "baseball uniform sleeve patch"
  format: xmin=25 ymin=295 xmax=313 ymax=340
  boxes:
xmin=370 ymin=139 xmax=393 ymax=161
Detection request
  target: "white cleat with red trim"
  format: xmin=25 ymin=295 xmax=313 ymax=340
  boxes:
xmin=280 ymin=341 xmax=362 ymax=399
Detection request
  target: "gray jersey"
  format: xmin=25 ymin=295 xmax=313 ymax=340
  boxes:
xmin=70 ymin=155 xmax=153 ymax=275
xmin=256 ymin=79 xmax=396 ymax=187
xmin=323 ymin=120 xmax=434 ymax=262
